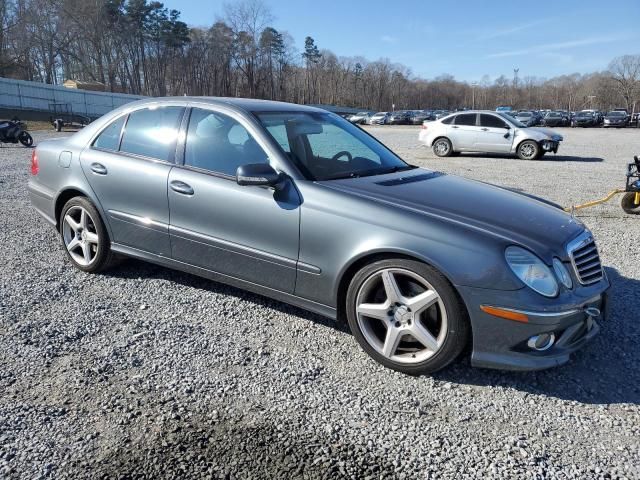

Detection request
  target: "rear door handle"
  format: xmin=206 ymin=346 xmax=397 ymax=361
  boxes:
xmin=170 ymin=180 xmax=194 ymax=196
xmin=481 ymin=128 xmax=489 ymax=131
xmin=451 ymin=125 xmax=459 ymax=129
xmin=90 ymin=162 xmax=108 ymax=175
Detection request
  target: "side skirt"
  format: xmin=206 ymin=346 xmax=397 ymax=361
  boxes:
xmin=110 ymin=242 xmax=337 ymax=320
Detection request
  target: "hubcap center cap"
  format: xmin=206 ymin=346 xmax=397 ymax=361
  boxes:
xmin=394 ymin=305 xmax=411 ymax=325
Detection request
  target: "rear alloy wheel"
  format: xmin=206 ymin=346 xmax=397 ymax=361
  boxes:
xmin=346 ymin=259 xmax=469 ymax=375
xmin=60 ymin=197 xmax=114 ymax=272
xmin=517 ymin=140 xmax=540 ymax=160
xmin=621 ymin=192 xmax=640 ymax=215
xmin=432 ymin=138 xmax=453 ymax=157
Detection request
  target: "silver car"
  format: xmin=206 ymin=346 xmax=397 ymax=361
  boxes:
xmin=28 ymin=98 xmax=607 ymax=375
xmin=368 ymin=112 xmax=390 ymax=125
xmin=419 ymin=110 xmax=563 ymax=160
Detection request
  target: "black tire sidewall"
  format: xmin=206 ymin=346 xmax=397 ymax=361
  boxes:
xmin=345 ymin=259 xmax=469 ymax=375
xmin=59 ymin=197 xmax=113 ymax=273
xmin=433 ymin=138 xmax=453 ymax=157
xmin=18 ymin=131 xmax=33 ymax=147
xmin=517 ymin=140 xmax=540 ymax=160
xmin=621 ymin=193 xmax=640 ymax=215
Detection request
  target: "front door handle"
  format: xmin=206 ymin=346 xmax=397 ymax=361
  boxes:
xmin=90 ymin=162 xmax=108 ymax=175
xmin=481 ymin=127 xmax=489 ymax=131
xmin=170 ymin=180 xmax=194 ymax=196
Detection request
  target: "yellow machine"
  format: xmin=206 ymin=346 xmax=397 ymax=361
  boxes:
xmin=564 ymin=156 xmax=640 ymax=215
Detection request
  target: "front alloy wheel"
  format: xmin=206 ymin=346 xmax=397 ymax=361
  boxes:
xmin=346 ymin=259 xmax=469 ymax=374
xmin=517 ymin=140 xmax=540 ymax=160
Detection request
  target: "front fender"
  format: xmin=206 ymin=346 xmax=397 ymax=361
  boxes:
xmin=294 ymin=182 xmax=521 ymax=308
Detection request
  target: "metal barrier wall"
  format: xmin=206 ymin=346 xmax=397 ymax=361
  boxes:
xmin=0 ymin=77 xmax=145 ymax=119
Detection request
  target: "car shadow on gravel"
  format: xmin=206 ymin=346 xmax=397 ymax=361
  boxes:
xmin=106 ymin=259 xmax=350 ymax=334
xmin=455 ymin=152 xmax=604 ymax=162
xmin=436 ymin=267 xmax=640 ymax=406
xmin=106 ymin=261 xmax=638 ymax=406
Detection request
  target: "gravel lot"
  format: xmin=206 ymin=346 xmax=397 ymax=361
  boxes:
xmin=1 ymin=127 xmax=639 ymax=479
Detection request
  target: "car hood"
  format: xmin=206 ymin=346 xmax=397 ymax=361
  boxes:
xmin=322 ymin=169 xmax=583 ymax=259
xmin=520 ymin=127 xmax=562 ymax=141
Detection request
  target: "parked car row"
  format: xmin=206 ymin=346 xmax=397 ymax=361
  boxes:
xmin=348 ymin=109 xmax=453 ymax=126
xmin=348 ymin=107 xmax=640 ymax=128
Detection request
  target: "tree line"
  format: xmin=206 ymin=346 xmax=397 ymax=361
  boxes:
xmin=1 ymin=0 xmax=639 ymax=112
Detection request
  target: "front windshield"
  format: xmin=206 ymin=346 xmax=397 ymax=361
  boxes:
xmin=255 ymin=111 xmax=412 ymax=181
xmin=608 ymin=111 xmax=624 ymax=117
xmin=497 ymin=112 xmax=526 ymax=127
xmin=518 ymin=112 xmax=532 ymax=117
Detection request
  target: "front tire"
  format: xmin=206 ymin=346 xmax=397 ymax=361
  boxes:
xmin=432 ymin=137 xmax=453 ymax=157
xmin=346 ymin=259 xmax=469 ymax=375
xmin=517 ymin=140 xmax=540 ymax=160
xmin=59 ymin=197 xmax=115 ymax=273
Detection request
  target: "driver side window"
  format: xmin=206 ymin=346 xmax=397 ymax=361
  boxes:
xmin=184 ymin=108 xmax=269 ymax=176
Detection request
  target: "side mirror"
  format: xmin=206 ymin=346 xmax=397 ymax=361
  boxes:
xmin=236 ymin=163 xmax=283 ymax=188
xmin=504 ymin=124 xmax=511 ymax=129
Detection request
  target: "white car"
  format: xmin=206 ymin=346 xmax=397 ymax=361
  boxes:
xmin=419 ymin=110 xmax=563 ymax=160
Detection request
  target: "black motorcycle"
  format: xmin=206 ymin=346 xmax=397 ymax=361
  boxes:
xmin=0 ymin=118 xmax=33 ymax=147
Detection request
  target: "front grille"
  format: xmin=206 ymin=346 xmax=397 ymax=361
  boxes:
xmin=568 ymin=233 xmax=603 ymax=285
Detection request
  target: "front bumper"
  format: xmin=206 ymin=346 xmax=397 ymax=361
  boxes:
xmin=457 ymin=279 xmax=609 ymax=371
xmin=541 ymin=139 xmax=560 ymax=153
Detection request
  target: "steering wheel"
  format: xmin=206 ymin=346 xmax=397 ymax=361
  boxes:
xmin=331 ymin=151 xmax=353 ymax=162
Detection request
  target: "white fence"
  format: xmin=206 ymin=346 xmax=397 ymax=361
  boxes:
xmin=0 ymin=77 xmax=145 ymax=118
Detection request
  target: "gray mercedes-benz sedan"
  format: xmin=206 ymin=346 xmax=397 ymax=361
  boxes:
xmin=28 ymin=97 xmax=609 ymax=374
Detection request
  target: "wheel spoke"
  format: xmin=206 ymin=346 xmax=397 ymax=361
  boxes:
xmin=409 ymin=322 xmax=439 ymax=351
xmin=85 ymin=231 xmax=99 ymax=244
xmin=380 ymin=270 xmax=403 ymax=304
xmin=406 ymin=290 xmax=439 ymax=315
xmin=357 ymin=302 xmax=389 ymax=320
xmin=64 ymin=214 xmax=81 ymax=233
xmin=80 ymin=209 xmax=88 ymax=229
xmin=381 ymin=327 xmax=403 ymax=358
xmin=67 ymin=237 xmax=80 ymax=252
xmin=81 ymin=242 xmax=92 ymax=264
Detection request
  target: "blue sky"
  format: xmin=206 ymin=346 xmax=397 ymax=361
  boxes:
xmin=163 ymin=0 xmax=640 ymax=82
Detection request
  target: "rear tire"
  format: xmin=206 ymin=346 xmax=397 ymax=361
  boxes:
xmin=517 ymin=140 xmax=540 ymax=160
xmin=432 ymin=137 xmax=453 ymax=157
xmin=18 ymin=131 xmax=33 ymax=147
xmin=621 ymin=193 xmax=640 ymax=215
xmin=59 ymin=197 xmax=115 ymax=273
xmin=346 ymin=258 xmax=469 ymax=375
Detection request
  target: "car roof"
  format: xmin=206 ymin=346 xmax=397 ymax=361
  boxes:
xmin=127 ymin=96 xmax=327 ymax=114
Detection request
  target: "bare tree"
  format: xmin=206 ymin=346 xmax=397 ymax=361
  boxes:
xmin=608 ymin=55 xmax=640 ymax=111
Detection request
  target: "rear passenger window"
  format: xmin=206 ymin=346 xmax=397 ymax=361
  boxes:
xmin=184 ymin=108 xmax=269 ymax=176
xmin=480 ymin=114 xmax=508 ymax=129
xmin=454 ymin=113 xmax=477 ymax=126
xmin=93 ymin=116 xmax=125 ymax=151
xmin=120 ymin=106 xmax=184 ymax=161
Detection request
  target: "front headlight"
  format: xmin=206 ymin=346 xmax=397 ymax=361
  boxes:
xmin=505 ymin=246 xmax=559 ymax=297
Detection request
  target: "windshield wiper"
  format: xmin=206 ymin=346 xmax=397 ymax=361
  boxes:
xmin=321 ymin=164 xmax=416 ymax=181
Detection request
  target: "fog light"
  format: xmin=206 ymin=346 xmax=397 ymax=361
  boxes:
xmin=527 ymin=333 xmax=555 ymax=351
